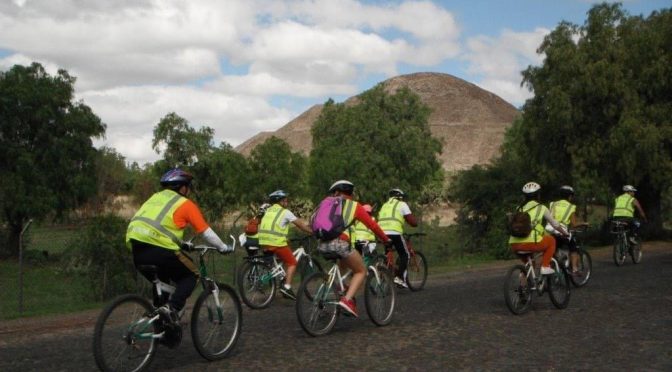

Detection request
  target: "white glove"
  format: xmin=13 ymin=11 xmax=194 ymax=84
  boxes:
xmin=218 ymin=244 xmax=234 ymax=253
xmin=202 ymin=227 xmax=232 ymax=253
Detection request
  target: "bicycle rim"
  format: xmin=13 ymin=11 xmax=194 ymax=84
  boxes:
xmin=93 ymin=294 xmax=157 ymax=372
xmin=238 ymin=261 xmax=275 ymax=309
xmin=365 ymin=267 xmax=395 ymax=326
xmin=548 ymin=262 xmax=570 ymax=309
xmin=630 ymin=242 xmax=642 ymax=264
xmin=191 ymin=283 xmax=242 ymax=360
xmin=406 ymin=251 xmax=428 ymax=291
xmin=503 ymin=265 xmax=532 ymax=315
xmin=613 ymin=238 xmax=626 ymax=266
xmin=296 ymin=272 xmax=338 ymax=336
xmin=569 ymin=250 xmax=592 ymax=287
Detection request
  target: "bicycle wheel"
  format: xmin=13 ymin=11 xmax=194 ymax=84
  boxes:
xmin=93 ymin=294 xmax=157 ymax=372
xmin=569 ymin=249 xmax=592 ymax=287
xmin=630 ymin=241 xmax=642 ymax=264
xmin=404 ymin=251 xmax=428 ymax=291
xmin=548 ymin=261 xmax=571 ymax=309
xmin=191 ymin=282 xmax=242 ymax=360
xmin=296 ymin=271 xmax=338 ymax=337
xmin=613 ymin=236 xmax=626 ymax=266
xmin=298 ymin=256 xmax=324 ymax=281
xmin=503 ymin=265 xmax=533 ymax=315
xmin=237 ymin=260 xmax=276 ymax=309
xmin=365 ymin=266 xmax=395 ymax=326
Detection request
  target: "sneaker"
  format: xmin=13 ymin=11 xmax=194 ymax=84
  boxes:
xmin=394 ymin=276 xmax=409 ymax=289
xmin=540 ymin=266 xmax=555 ymax=275
xmin=338 ymin=297 xmax=358 ymax=317
xmin=279 ymin=286 xmax=297 ymax=300
xmin=157 ymin=305 xmax=179 ymax=325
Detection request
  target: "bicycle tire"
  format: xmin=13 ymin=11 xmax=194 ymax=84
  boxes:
xmin=404 ymin=251 xmax=428 ymax=291
xmin=191 ymin=282 xmax=242 ymax=360
xmin=503 ymin=265 xmax=533 ymax=315
xmin=548 ymin=261 xmax=571 ymax=309
xmin=93 ymin=294 xmax=157 ymax=372
xmin=365 ymin=266 xmax=395 ymax=326
xmin=237 ymin=260 xmax=276 ymax=309
xmin=295 ymin=271 xmax=338 ymax=337
xmin=613 ymin=236 xmax=626 ymax=266
xmin=569 ymin=249 xmax=592 ymax=287
xmin=298 ymin=256 xmax=324 ymax=282
xmin=630 ymin=241 xmax=642 ymax=264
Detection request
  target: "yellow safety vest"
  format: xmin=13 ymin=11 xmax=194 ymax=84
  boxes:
xmin=613 ymin=193 xmax=635 ymax=218
xmin=378 ymin=198 xmax=405 ymax=233
xmin=550 ymin=199 xmax=576 ymax=225
xmin=352 ymin=220 xmax=376 ymax=243
xmin=258 ymin=204 xmax=290 ymax=247
xmin=508 ymin=201 xmax=547 ymax=244
xmin=126 ymin=189 xmax=188 ymax=251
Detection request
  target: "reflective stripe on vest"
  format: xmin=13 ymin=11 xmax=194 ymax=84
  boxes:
xmin=508 ymin=201 xmax=545 ymax=244
xmin=378 ymin=198 xmax=404 ymax=233
xmin=258 ymin=204 xmax=289 ymax=246
xmin=550 ymin=200 xmax=576 ymax=225
xmin=353 ymin=220 xmax=376 ymax=242
xmin=613 ymin=194 xmax=635 ymax=218
xmin=126 ymin=189 xmax=188 ymax=250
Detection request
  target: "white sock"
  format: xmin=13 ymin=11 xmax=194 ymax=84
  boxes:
xmin=283 ymin=283 xmax=291 ymax=290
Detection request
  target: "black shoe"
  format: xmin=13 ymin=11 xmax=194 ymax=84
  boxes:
xmin=280 ymin=287 xmax=296 ymax=300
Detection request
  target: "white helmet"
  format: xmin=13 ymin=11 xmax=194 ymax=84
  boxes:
xmin=522 ymin=182 xmax=541 ymax=194
xmin=623 ymin=185 xmax=637 ymax=192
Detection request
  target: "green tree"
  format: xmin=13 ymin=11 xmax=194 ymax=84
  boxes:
xmin=0 ymin=62 xmax=106 ymax=256
xmin=86 ymin=147 xmax=132 ymax=214
xmin=248 ymin=136 xmax=308 ymax=202
xmin=309 ymin=85 xmax=442 ymax=205
xmin=152 ymin=112 xmax=214 ymax=168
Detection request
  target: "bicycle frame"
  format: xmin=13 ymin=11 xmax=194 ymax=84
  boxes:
xmin=520 ymin=253 xmax=560 ymax=293
xmin=253 ymin=246 xmax=312 ymax=283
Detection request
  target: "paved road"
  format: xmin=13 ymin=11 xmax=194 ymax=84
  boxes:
xmin=1 ymin=243 xmax=671 ymax=371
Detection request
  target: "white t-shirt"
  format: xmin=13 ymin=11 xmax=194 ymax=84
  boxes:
xmin=384 ymin=201 xmax=412 ymax=236
xmin=277 ymin=209 xmax=298 ymax=228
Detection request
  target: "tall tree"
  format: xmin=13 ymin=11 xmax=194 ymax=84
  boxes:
xmin=152 ymin=112 xmax=214 ymax=168
xmin=0 ymin=62 xmax=105 ymax=256
xmin=248 ymin=136 xmax=308 ymax=203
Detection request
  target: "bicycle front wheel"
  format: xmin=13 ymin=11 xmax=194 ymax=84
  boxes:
xmin=191 ymin=282 xmax=242 ymax=360
xmin=503 ymin=265 xmax=532 ymax=315
xmin=237 ymin=261 xmax=276 ymax=309
xmin=405 ymin=251 xmax=428 ymax=291
xmin=298 ymin=256 xmax=324 ymax=282
xmin=630 ymin=241 xmax=642 ymax=264
xmin=613 ymin=236 xmax=626 ymax=266
xmin=548 ymin=261 xmax=571 ymax=309
xmin=569 ymin=249 xmax=592 ymax=287
xmin=365 ymin=266 xmax=395 ymax=326
xmin=296 ymin=271 xmax=338 ymax=337
xmin=93 ymin=294 xmax=157 ymax=372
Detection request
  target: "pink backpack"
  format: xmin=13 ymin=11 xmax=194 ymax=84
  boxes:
xmin=311 ymin=196 xmax=352 ymax=241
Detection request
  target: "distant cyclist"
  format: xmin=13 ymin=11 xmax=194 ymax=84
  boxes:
xmin=612 ymin=185 xmax=647 ymax=244
xmin=126 ymin=169 xmax=233 ymax=326
xmin=352 ymin=204 xmax=377 ymax=256
xmin=546 ymin=185 xmax=589 ymax=275
xmin=243 ymin=203 xmax=270 ymax=256
xmin=377 ymin=188 xmax=418 ymax=288
xmin=258 ymin=190 xmax=312 ymax=300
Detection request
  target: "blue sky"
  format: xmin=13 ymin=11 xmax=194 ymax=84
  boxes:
xmin=0 ymin=0 xmax=668 ymax=164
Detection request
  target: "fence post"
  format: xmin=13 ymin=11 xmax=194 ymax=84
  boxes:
xmin=18 ymin=219 xmax=33 ymax=315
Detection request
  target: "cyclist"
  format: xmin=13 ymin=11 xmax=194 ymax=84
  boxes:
xmin=352 ymin=204 xmax=377 ymax=256
xmin=612 ymin=185 xmax=647 ymax=244
xmin=126 ymin=168 xmax=233 ymax=325
xmin=377 ymin=188 xmax=418 ymax=288
xmin=317 ymin=180 xmax=392 ymax=317
xmin=546 ymin=185 xmax=589 ymax=275
xmin=258 ymin=190 xmax=312 ymax=300
xmin=509 ymin=182 xmax=568 ymax=275
xmin=243 ymin=203 xmax=270 ymax=256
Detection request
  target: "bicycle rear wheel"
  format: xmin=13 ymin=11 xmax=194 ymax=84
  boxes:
xmin=93 ymin=294 xmax=157 ymax=372
xmin=630 ymin=241 xmax=642 ymax=264
xmin=569 ymin=249 xmax=592 ymax=287
xmin=191 ymin=282 xmax=242 ymax=360
xmin=613 ymin=236 xmax=626 ymax=266
xmin=548 ymin=261 xmax=571 ymax=309
xmin=365 ymin=266 xmax=395 ymax=326
xmin=503 ymin=265 xmax=533 ymax=315
xmin=237 ymin=261 xmax=276 ymax=309
xmin=404 ymin=251 xmax=428 ymax=291
xmin=296 ymin=271 xmax=338 ymax=336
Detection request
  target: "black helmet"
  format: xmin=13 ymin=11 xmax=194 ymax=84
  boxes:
xmin=268 ymin=190 xmax=288 ymax=203
xmin=160 ymin=168 xmax=193 ymax=189
xmin=328 ymin=180 xmax=354 ymax=195
xmin=559 ymin=185 xmax=575 ymax=197
xmin=389 ymin=188 xmax=406 ymax=199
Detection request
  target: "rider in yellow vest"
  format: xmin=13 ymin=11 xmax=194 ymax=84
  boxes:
xmin=509 ymin=182 xmax=568 ymax=275
xmin=377 ymin=188 xmax=418 ymax=289
xmin=126 ymin=169 xmax=232 ymax=324
xmin=612 ymin=185 xmax=647 ymax=244
xmin=258 ymin=190 xmax=312 ymax=300
xmin=546 ymin=186 xmax=589 ymax=275
xmin=352 ymin=204 xmax=377 ymax=255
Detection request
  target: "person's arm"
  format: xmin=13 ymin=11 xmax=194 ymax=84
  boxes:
xmin=544 ymin=208 xmax=568 ymax=236
xmin=400 ymin=202 xmax=418 ymax=227
xmin=292 ymin=219 xmax=313 ymax=234
xmin=569 ymin=213 xmax=589 ymax=228
xmin=633 ymin=199 xmax=647 ymax=222
xmin=354 ymin=204 xmax=390 ymax=243
xmin=173 ymin=201 xmax=231 ymax=252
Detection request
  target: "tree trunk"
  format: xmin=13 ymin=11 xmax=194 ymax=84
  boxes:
xmin=2 ymin=222 xmax=24 ymax=258
xmin=638 ymin=183 xmax=663 ymax=238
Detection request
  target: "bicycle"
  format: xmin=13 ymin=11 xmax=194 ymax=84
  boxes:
xmin=554 ymin=226 xmax=592 ymax=287
xmin=611 ymin=220 xmax=642 ymax=266
xmin=93 ymin=237 xmax=242 ymax=372
xmin=503 ymin=251 xmax=571 ymax=315
xmin=237 ymin=235 xmax=323 ymax=309
xmin=375 ymin=232 xmax=428 ymax=291
xmin=295 ymin=250 xmax=395 ymax=336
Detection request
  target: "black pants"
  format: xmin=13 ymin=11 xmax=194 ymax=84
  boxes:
xmin=612 ymin=217 xmax=640 ymax=239
xmin=555 ymin=235 xmax=578 ymax=253
xmin=388 ymin=234 xmax=410 ymax=279
xmin=131 ymin=240 xmax=199 ymax=311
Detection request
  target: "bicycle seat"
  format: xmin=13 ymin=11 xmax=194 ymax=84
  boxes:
xmin=138 ymin=265 xmax=158 ymax=278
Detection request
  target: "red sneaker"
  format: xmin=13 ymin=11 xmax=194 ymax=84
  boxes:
xmin=338 ymin=297 xmax=358 ymax=318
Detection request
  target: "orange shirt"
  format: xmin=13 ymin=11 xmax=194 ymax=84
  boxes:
xmin=172 ymin=199 xmax=209 ymax=233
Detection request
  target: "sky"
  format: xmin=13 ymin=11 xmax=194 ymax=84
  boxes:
xmin=0 ymin=0 xmax=669 ymax=165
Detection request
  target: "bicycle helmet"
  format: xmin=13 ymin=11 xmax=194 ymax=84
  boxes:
xmin=522 ymin=182 xmax=541 ymax=194
xmin=623 ymin=185 xmax=637 ymax=192
xmin=268 ymin=190 xmax=288 ymax=203
xmin=389 ymin=188 xmax=406 ymax=199
xmin=362 ymin=204 xmax=373 ymax=213
xmin=559 ymin=185 xmax=575 ymax=197
xmin=328 ymin=180 xmax=354 ymax=195
xmin=160 ymin=168 xmax=193 ymax=189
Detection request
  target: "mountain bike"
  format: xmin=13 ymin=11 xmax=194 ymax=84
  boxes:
xmin=237 ymin=235 xmax=323 ymax=309
xmin=375 ymin=232 xmax=428 ymax=291
xmin=503 ymin=251 xmax=570 ymax=315
xmin=554 ymin=227 xmax=592 ymax=287
xmin=93 ymin=238 xmax=242 ymax=372
xmin=295 ymin=250 xmax=395 ymax=336
xmin=611 ymin=220 xmax=642 ymax=266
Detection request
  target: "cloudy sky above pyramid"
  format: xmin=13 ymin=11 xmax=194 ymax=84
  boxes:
xmin=0 ymin=0 xmax=667 ymax=164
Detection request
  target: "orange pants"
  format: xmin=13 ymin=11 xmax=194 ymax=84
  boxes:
xmin=263 ymin=245 xmax=297 ymax=266
xmin=510 ymin=234 xmax=556 ymax=267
